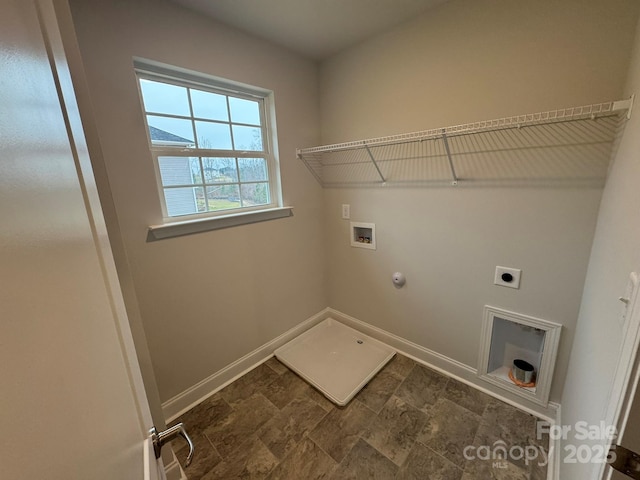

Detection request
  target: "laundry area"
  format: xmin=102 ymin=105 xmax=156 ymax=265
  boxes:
xmin=3 ymin=1 xmax=640 ymax=479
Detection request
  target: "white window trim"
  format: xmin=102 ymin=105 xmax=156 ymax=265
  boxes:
xmin=134 ymin=59 xmax=288 ymax=238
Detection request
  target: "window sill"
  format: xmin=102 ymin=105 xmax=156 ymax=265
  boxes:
xmin=147 ymin=206 xmax=293 ymax=241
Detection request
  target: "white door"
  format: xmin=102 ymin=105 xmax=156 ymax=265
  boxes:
xmin=606 ymin=273 xmax=640 ymax=480
xmin=610 ymin=392 xmax=640 ymax=480
xmin=0 ymin=1 xmax=164 ymax=478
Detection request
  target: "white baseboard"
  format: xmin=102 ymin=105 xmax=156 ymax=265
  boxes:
xmin=327 ymin=308 xmax=559 ymax=422
xmin=162 ymin=308 xmax=330 ymax=422
xmin=162 ymin=306 xmax=559 ymax=424
xmin=549 ymin=402 xmax=561 ymax=480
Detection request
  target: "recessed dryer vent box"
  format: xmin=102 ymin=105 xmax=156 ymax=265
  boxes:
xmin=350 ymin=222 xmax=376 ymax=250
xmin=477 ymin=305 xmax=562 ymax=407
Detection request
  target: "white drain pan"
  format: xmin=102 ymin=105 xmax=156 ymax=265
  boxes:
xmin=275 ymin=318 xmax=396 ymax=406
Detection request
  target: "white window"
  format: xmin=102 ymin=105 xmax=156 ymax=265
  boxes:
xmin=135 ymin=63 xmax=283 ymax=226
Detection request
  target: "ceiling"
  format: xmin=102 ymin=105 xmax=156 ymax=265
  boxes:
xmin=171 ymin=0 xmax=450 ymax=60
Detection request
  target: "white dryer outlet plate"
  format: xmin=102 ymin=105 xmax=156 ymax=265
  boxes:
xmin=494 ymin=266 xmax=522 ymax=289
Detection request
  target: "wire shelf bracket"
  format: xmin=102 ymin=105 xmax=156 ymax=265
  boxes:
xmin=364 ymin=145 xmax=386 ymax=183
xmin=440 ymin=130 xmax=458 ymax=186
xmin=297 ymin=97 xmax=634 ymax=188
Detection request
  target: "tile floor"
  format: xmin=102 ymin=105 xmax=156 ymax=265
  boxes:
xmin=171 ymin=354 xmax=550 ymax=479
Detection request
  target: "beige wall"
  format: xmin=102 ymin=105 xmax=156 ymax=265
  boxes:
xmin=320 ymin=0 xmax=638 ymax=143
xmin=318 ymin=0 xmax=639 ymax=403
xmin=69 ymin=0 xmax=326 ymax=402
xmin=561 ymin=10 xmax=640 ymax=479
xmin=69 ymin=0 xmax=640 ymax=412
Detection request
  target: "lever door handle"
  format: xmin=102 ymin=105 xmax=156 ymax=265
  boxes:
xmin=150 ymin=423 xmax=194 ymax=467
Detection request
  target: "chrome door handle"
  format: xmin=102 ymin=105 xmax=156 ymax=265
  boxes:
xmin=150 ymin=423 xmax=194 ymax=467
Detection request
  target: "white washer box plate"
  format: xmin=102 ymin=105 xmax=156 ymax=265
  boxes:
xmin=275 ymin=318 xmax=396 ymax=406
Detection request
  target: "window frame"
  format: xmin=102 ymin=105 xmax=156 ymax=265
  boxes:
xmin=134 ymin=61 xmax=285 ymax=228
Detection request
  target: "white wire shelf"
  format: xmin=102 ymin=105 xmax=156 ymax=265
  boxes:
xmin=297 ymin=98 xmax=633 ymax=187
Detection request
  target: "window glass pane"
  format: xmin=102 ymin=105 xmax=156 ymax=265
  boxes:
xmin=190 ymin=157 xmax=203 ymax=184
xmin=140 ymin=79 xmax=191 ymax=116
xmin=229 ymin=97 xmax=261 ymax=125
xmin=194 ymin=186 xmax=206 ymax=213
xmin=202 ymin=157 xmax=238 ymax=183
xmin=158 ymin=156 xmax=201 ymax=186
xmin=164 ymin=187 xmax=201 ymax=217
xmin=147 ymin=116 xmax=194 ymax=145
xmin=240 ymin=183 xmax=270 ymax=206
xmin=238 ymin=158 xmax=268 ymax=182
xmin=190 ymin=89 xmax=229 ymax=121
xmin=195 ymin=121 xmax=232 ymax=149
xmin=137 ymin=67 xmax=280 ymax=221
xmin=206 ymin=185 xmax=241 ymax=211
xmin=232 ymin=125 xmax=263 ymax=151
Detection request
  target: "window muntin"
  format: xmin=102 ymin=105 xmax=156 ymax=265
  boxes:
xmin=137 ymin=71 xmax=279 ymax=220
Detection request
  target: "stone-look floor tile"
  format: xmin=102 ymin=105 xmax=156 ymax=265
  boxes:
xmin=462 ymin=444 xmax=529 ymax=480
xmin=170 ymin=393 xmax=233 ymax=452
xmin=474 ymin=423 xmax=530 ymax=472
xmin=362 ymin=395 xmax=429 ymax=466
xmin=383 ymin=354 xmax=416 ymax=379
xmin=202 ymin=435 xmax=278 ymax=480
xmin=309 ymin=399 xmax=375 ymax=463
xmin=525 ymin=426 xmax=550 ymax=480
xmin=395 ymin=364 xmax=448 ymax=411
xmin=265 ymin=356 xmax=289 ymax=375
xmin=355 ymin=368 xmax=402 ymax=414
xmin=175 ymin=434 xmax=222 ymax=480
xmin=173 ymin=393 xmax=233 ymax=433
xmin=263 ymin=358 xmax=336 ymax=412
xmin=482 ymin=399 xmax=538 ymax=439
xmin=396 ymin=442 xmax=463 ymax=480
xmin=529 ymin=458 xmax=549 ymax=480
xmin=528 ymin=417 xmax=550 ymax=456
xmin=172 ymin=348 xmax=548 ymax=480
xmin=219 ymin=363 xmax=280 ymax=406
xmin=262 ymin=370 xmax=313 ymax=409
xmin=266 ymin=438 xmax=337 ymax=480
xmin=204 ymin=393 xmax=279 ymax=458
xmin=329 ymin=439 xmax=398 ymax=479
xmin=418 ymin=398 xmax=482 ymax=464
xmin=259 ymin=397 xmax=328 ymax=460
xmin=442 ymin=378 xmax=493 ymax=416
xmin=305 ymin=386 xmax=336 ymax=412
xmin=476 ymin=399 xmax=540 ymax=470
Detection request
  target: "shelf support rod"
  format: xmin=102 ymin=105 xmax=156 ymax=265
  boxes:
xmin=441 ymin=131 xmax=459 ymax=186
xmin=364 ymin=145 xmax=386 ymax=183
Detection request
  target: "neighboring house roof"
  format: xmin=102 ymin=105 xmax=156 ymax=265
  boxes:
xmin=148 ymin=126 xmax=194 ymax=144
